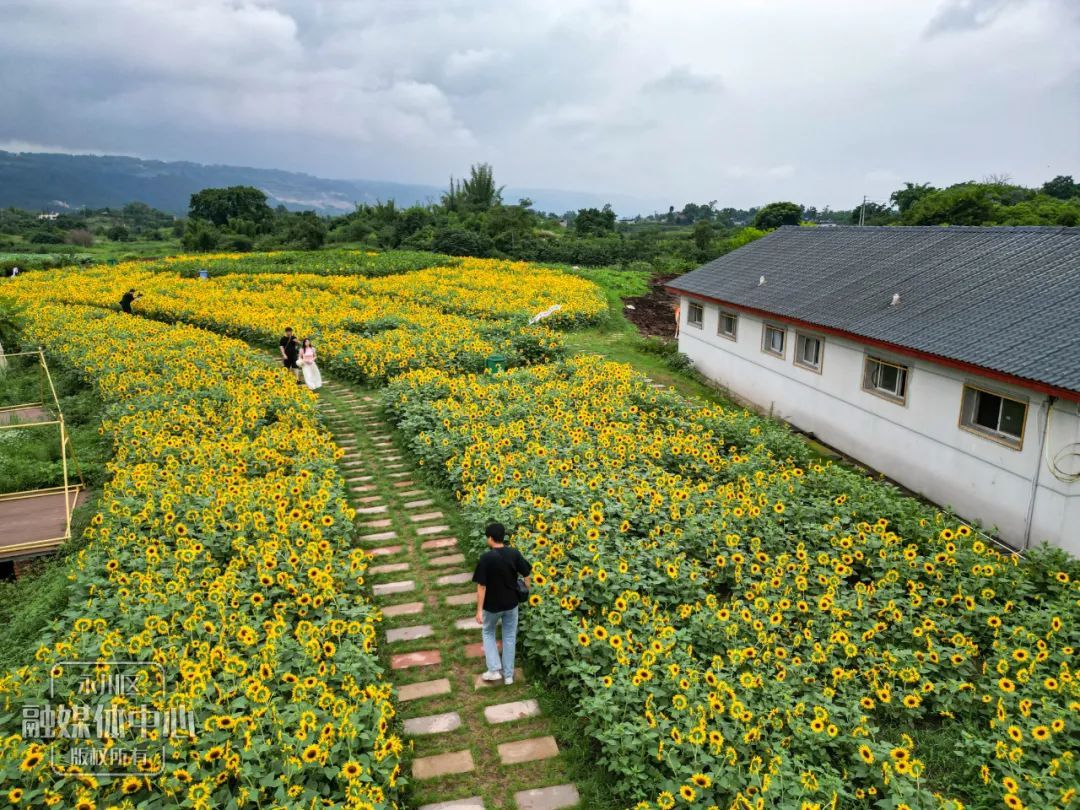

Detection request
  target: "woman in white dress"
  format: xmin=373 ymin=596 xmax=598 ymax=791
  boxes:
xmin=299 ymin=338 xmax=322 ymax=391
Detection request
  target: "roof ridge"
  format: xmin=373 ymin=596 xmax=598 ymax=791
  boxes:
xmin=779 ymin=224 xmax=1077 ymax=233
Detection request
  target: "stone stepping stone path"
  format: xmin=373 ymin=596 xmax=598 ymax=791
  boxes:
xmin=318 ymin=381 xmax=581 ymax=809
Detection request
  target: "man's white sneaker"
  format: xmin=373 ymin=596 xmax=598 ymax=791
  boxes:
xmin=481 ymin=671 xmax=502 ymax=682
xmin=503 ymin=676 xmax=514 ymax=686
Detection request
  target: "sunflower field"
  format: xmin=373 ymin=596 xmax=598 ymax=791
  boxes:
xmin=0 ymin=303 xmax=402 ymax=809
xmin=3 ymin=251 xmax=1077 ymax=810
xmin=385 ymin=356 xmax=1079 ymax=810
xmin=9 ymin=256 xmax=605 ymax=381
xmin=161 ymin=250 xmax=456 ymax=279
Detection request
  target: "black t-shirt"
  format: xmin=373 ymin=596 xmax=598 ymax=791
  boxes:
xmin=279 ymin=335 xmax=298 ymax=358
xmin=472 ymin=546 xmax=532 ymax=612
xmin=120 ymin=292 xmax=135 ymax=312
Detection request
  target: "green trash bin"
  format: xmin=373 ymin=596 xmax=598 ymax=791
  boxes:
xmin=485 ymin=353 xmax=506 ymax=374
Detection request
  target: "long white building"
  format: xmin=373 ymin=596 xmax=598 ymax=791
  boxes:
xmin=669 ymin=226 xmax=1080 ymax=555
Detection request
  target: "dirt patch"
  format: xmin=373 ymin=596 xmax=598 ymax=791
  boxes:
xmin=622 ymin=274 xmax=680 ymax=338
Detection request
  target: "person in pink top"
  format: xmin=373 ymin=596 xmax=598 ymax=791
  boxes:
xmin=299 ymin=338 xmax=322 ymax=391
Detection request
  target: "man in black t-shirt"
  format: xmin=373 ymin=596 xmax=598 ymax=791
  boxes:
xmin=279 ymin=327 xmax=301 ymax=383
xmin=473 ymin=521 xmax=531 ymax=685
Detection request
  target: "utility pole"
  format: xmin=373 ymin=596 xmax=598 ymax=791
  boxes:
xmin=858 ymin=195 xmax=867 ymax=227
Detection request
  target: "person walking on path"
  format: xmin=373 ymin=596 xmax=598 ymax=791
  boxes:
xmin=119 ymin=288 xmax=141 ymax=314
xmin=299 ymin=338 xmax=322 ymax=391
xmin=279 ymin=327 xmax=302 ymax=384
xmin=473 ymin=522 xmax=531 ymax=685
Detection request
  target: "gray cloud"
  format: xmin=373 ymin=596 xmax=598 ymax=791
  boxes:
xmin=0 ymin=0 xmax=1077 ymax=210
xmin=925 ymin=0 xmax=1031 ymax=35
xmin=642 ymin=67 xmax=724 ymax=95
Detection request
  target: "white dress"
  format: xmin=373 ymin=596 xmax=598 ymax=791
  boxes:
xmin=301 ymin=348 xmax=322 ymax=390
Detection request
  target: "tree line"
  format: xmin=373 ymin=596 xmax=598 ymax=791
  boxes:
xmin=752 ymin=175 xmax=1080 ymax=229
xmin=4 ymin=166 xmax=1077 ymax=273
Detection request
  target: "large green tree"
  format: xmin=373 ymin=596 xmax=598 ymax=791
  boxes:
xmin=574 ymin=205 xmax=616 ymax=236
xmin=1042 ymin=175 xmax=1079 ymax=201
xmin=752 ymin=202 xmax=802 ymax=229
xmin=904 ymin=185 xmax=997 ymax=226
xmin=889 ymin=182 xmax=936 ymax=214
xmin=850 ymin=201 xmax=897 ymax=225
xmin=189 ymin=186 xmax=272 ymax=228
xmin=994 ymin=194 xmax=1080 ymax=226
xmin=443 ymin=163 xmax=504 ymax=213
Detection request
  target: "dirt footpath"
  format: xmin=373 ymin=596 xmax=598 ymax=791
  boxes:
xmin=623 ymin=274 xmax=680 ymax=338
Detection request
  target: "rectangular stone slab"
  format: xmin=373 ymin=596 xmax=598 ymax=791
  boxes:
xmin=417 ymin=797 xmax=484 ymax=810
xmin=497 ymin=736 xmax=559 ymax=765
xmin=421 ymin=537 xmax=458 ymax=551
xmin=445 ymin=592 xmax=475 ymax=606
xmin=410 ymin=511 xmax=444 ymax=522
xmin=390 ymin=649 xmax=441 ymax=670
xmin=369 ymin=562 xmax=410 ymax=575
xmin=369 ymin=545 xmax=404 ymax=557
xmin=412 ymin=749 xmax=475 ymax=780
xmin=437 ymin=572 xmax=472 ymax=586
xmin=382 ymin=601 xmax=424 ymax=618
xmin=359 ymin=518 xmax=393 ymax=529
xmin=360 ymin=530 xmax=397 ymax=542
xmin=428 ymin=554 xmax=466 ymax=567
xmin=372 ymin=580 xmax=414 ymax=596
xmin=454 ymin=617 xmax=481 ymax=630
xmin=514 ymin=784 xmax=581 ymax=810
xmin=464 ymin=641 xmax=500 ymax=658
xmin=397 ymin=678 xmax=451 ymax=702
xmin=403 ymin=711 xmax=461 ymax=736
xmin=484 ymin=699 xmax=541 ymax=724
xmin=417 ymin=524 xmax=451 ymax=536
xmin=387 ymin=624 xmax=434 ymax=643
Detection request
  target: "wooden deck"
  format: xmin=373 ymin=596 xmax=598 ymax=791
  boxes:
xmin=0 ymin=489 xmax=87 ymax=559
xmin=0 ymin=405 xmax=52 ymax=425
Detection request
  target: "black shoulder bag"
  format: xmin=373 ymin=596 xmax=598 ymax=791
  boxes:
xmin=500 ymin=547 xmax=530 ymax=605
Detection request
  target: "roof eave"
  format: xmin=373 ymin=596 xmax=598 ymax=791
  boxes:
xmin=667 ymin=284 xmax=1080 ymax=404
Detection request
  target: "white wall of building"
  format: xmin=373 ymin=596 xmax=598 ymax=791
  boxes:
xmin=678 ymin=297 xmax=1080 ymax=556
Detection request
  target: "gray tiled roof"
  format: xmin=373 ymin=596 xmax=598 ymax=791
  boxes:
xmin=669 ymin=226 xmax=1080 ymax=394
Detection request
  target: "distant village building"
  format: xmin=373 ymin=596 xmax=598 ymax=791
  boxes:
xmin=669 ymin=226 xmax=1080 ymax=555
xmin=37 ymin=211 xmax=59 ymax=220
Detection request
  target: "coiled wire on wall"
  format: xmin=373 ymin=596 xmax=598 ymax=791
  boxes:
xmin=1045 ymin=402 xmax=1080 ymax=483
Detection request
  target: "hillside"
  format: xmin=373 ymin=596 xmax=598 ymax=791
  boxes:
xmin=0 ymin=151 xmax=643 ymax=216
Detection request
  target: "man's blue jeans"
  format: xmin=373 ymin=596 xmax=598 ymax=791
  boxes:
xmin=482 ymin=606 xmax=518 ymax=679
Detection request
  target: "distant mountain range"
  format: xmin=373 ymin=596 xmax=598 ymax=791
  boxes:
xmin=0 ymin=151 xmax=649 ymax=216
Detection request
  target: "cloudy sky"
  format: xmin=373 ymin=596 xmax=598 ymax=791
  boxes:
xmin=1 ymin=0 xmax=1077 ymax=210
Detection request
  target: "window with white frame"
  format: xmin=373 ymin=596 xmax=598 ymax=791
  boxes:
xmin=687 ymin=302 xmax=704 ymax=328
xmin=717 ymin=310 xmax=738 ymax=340
xmin=761 ymin=323 xmax=786 ymax=357
xmin=960 ymin=385 xmax=1027 ymax=448
xmin=862 ymin=356 xmax=909 ymax=404
xmin=794 ymin=333 xmax=823 ymax=371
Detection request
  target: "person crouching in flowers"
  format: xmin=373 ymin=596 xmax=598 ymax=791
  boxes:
xmin=473 ymin=522 xmax=531 ymax=685
xmin=299 ymin=338 xmax=322 ymax=390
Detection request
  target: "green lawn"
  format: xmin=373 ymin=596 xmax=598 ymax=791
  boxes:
xmin=562 ymin=265 xmax=843 ymax=460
